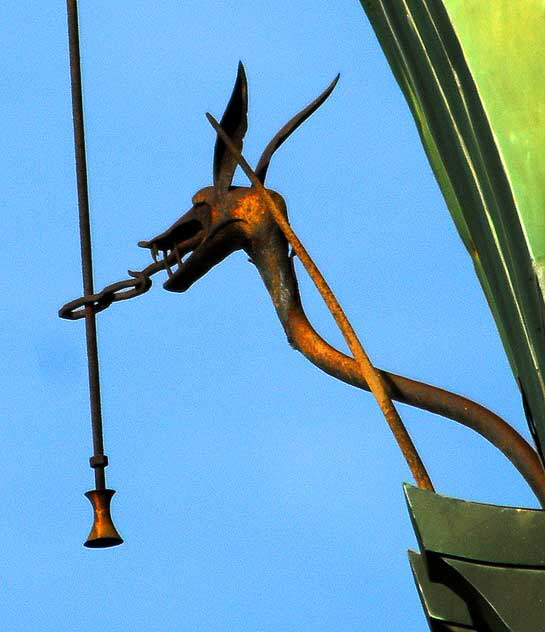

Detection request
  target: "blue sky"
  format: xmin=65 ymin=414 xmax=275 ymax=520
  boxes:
xmin=2 ymin=2 xmax=537 ymax=630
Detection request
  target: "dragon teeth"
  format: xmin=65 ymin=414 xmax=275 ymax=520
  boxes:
xmin=163 ymin=250 xmax=173 ymax=277
xmin=174 ymin=246 xmax=182 ymax=266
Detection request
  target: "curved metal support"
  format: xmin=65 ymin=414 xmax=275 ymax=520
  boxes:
xmin=209 ymin=113 xmax=434 ymax=491
xmin=283 ymin=301 xmax=545 ymax=508
xmin=206 ymin=114 xmax=545 ymax=507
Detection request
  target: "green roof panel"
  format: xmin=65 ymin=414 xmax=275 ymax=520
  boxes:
xmin=359 ymin=1 xmax=545 ymax=457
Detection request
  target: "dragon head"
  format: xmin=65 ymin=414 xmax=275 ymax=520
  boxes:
xmin=138 ymin=63 xmax=338 ymax=292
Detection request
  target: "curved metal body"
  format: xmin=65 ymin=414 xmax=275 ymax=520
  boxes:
xmin=61 ymin=63 xmax=545 ymax=506
xmin=138 ymin=65 xmax=545 ymax=505
xmin=245 ymin=214 xmax=545 ymax=505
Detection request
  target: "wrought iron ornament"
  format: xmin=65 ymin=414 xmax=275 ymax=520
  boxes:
xmin=61 ymin=61 xmax=545 ymax=507
xmin=60 ymin=23 xmax=545 ymax=628
xmin=59 ymin=5 xmax=545 ymax=628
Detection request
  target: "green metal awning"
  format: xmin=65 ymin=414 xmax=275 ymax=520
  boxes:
xmin=359 ymin=1 xmax=545 ymax=456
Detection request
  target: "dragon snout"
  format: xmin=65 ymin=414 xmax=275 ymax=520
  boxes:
xmin=138 ymin=217 xmax=205 ymax=272
xmin=138 ymin=205 xmax=210 ymax=291
xmin=138 ymin=218 xmax=204 ymax=253
xmin=138 ymin=202 xmax=247 ymax=292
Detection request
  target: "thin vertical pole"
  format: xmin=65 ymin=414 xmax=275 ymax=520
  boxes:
xmin=66 ymin=0 xmax=107 ymax=490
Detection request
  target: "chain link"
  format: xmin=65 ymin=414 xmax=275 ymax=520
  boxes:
xmin=59 ymin=272 xmax=152 ymax=320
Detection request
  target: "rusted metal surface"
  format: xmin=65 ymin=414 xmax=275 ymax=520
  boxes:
xmin=208 ymin=112 xmax=434 ymax=491
xmin=60 ymin=63 xmax=545 ymax=506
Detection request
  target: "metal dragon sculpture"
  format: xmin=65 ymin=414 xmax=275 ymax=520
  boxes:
xmin=61 ymin=62 xmax=545 ymax=507
xmin=61 ymin=11 xmax=545 ymax=617
xmin=61 ymin=57 xmax=545 ymax=626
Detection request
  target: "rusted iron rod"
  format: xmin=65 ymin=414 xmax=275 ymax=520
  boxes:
xmin=207 ymin=113 xmax=545 ymax=506
xmin=208 ymin=113 xmax=435 ymax=492
xmin=284 ymin=304 xmax=545 ymax=506
xmin=66 ymin=0 xmax=107 ymax=490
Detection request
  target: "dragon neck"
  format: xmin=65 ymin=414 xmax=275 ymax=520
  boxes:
xmin=250 ymin=232 xmax=369 ymax=388
xmin=246 ymin=230 xmax=545 ymax=505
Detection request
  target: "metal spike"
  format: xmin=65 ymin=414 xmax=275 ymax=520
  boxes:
xmin=255 ymin=74 xmax=339 ymax=184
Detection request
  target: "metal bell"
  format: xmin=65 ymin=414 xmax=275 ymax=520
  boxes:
xmin=84 ymin=489 xmax=123 ymax=548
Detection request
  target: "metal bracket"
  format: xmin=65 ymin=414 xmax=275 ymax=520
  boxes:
xmin=405 ymin=484 xmax=545 ymax=631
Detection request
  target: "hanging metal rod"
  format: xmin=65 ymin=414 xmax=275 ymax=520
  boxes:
xmin=66 ymin=0 xmax=107 ymax=491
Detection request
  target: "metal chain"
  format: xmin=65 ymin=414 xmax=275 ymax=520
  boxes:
xmin=59 ymin=272 xmax=153 ymax=320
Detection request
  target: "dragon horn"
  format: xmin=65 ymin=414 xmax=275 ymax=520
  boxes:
xmin=213 ymin=62 xmax=248 ymax=193
xmin=254 ymin=74 xmax=339 ymax=184
xmin=255 ymin=75 xmax=340 ymax=184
